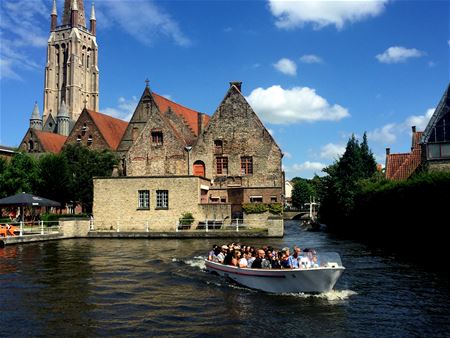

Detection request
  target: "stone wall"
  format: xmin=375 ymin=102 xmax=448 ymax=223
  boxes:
xmin=428 ymin=161 xmax=450 ymax=172
xmin=93 ymin=176 xmax=210 ymax=231
xmin=59 ymin=218 xmax=91 ymax=238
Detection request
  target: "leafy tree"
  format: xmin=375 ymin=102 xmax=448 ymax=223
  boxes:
xmin=319 ymin=133 xmax=378 ymax=228
xmin=0 ymin=157 xmax=8 ymax=198
xmin=291 ymin=179 xmax=314 ymax=209
xmin=1 ymin=153 xmax=39 ymax=196
xmin=62 ymin=144 xmax=117 ymax=213
xmin=36 ymin=153 xmax=71 ymax=206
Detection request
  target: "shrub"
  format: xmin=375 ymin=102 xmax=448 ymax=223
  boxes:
xmin=180 ymin=212 xmax=194 ymax=225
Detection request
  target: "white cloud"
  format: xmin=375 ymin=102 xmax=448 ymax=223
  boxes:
xmin=102 ymin=96 xmax=139 ymax=121
xmin=283 ymin=151 xmax=292 ymax=159
xmin=0 ymin=0 xmax=48 ymax=80
xmin=376 ymin=46 xmax=425 ymax=64
xmin=404 ymin=108 xmax=435 ymax=131
xmin=320 ymin=143 xmax=345 ymax=159
xmin=97 ymin=1 xmax=190 ymax=47
xmin=284 ymin=161 xmax=326 ymax=179
xmin=368 ymin=123 xmax=397 ymax=144
xmin=299 ymin=54 xmax=323 ymax=64
xmin=268 ymin=0 xmax=389 ymax=30
xmin=273 ymin=58 xmax=297 ymax=76
xmin=246 ymin=85 xmax=350 ymax=124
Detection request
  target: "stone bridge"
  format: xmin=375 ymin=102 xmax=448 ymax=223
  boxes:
xmin=283 ymin=210 xmax=316 ymax=220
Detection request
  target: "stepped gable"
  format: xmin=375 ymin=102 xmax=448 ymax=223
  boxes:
xmin=34 ymin=130 xmax=67 ymax=153
xmin=385 ymin=153 xmax=409 ymax=179
xmin=153 ymin=93 xmax=209 ymax=137
xmin=386 ymin=130 xmax=423 ymax=180
xmin=86 ymin=110 xmax=128 ymax=150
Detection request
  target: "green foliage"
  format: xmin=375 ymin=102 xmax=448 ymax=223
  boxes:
xmin=319 ymin=133 xmax=378 ymax=227
xmin=268 ymin=203 xmax=283 ymax=215
xmin=62 ymin=144 xmax=117 ymax=213
xmin=0 ymin=153 xmax=39 ymax=197
xmin=291 ymin=178 xmax=315 ymax=209
xmin=36 ymin=153 xmax=71 ymax=206
xmin=40 ymin=213 xmax=89 ymax=222
xmin=243 ymin=203 xmax=283 ymax=215
xmin=179 ymin=212 xmax=194 ymax=225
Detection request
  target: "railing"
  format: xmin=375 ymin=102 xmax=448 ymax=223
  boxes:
xmin=90 ymin=217 xmax=253 ymax=233
xmin=0 ymin=221 xmax=61 ymax=237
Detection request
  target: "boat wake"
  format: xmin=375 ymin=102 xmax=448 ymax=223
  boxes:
xmin=280 ymin=289 xmax=357 ymax=301
xmin=173 ymin=256 xmax=206 ymax=270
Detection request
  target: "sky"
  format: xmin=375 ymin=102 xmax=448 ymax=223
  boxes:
xmin=0 ymin=0 xmax=449 ymax=179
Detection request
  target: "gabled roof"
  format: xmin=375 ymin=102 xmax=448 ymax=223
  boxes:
xmin=152 ymin=93 xmax=209 ymax=137
xmin=422 ymin=83 xmax=450 ymax=143
xmin=85 ymin=110 xmax=128 ymax=150
xmin=34 ymin=130 xmax=67 ymax=153
xmin=385 ymin=130 xmax=423 ymax=180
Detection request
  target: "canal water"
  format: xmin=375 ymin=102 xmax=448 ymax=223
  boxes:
xmin=1 ymin=221 xmax=449 ymax=337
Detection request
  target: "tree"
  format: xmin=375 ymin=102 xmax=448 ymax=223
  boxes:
xmin=36 ymin=153 xmax=71 ymax=207
xmin=291 ymin=179 xmax=314 ymax=209
xmin=319 ymin=133 xmax=378 ymax=228
xmin=62 ymin=144 xmax=117 ymax=213
xmin=1 ymin=153 xmax=39 ymax=196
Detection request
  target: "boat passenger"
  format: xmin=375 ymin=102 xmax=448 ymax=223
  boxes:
xmin=224 ymin=249 xmax=234 ymax=265
xmin=271 ymin=251 xmax=282 ymax=269
xmin=208 ymin=245 xmax=218 ymax=261
xmin=238 ymin=253 xmax=248 ymax=268
xmin=262 ymin=251 xmax=272 ymax=269
xmin=231 ymin=250 xmax=241 ymax=266
xmin=251 ymin=249 xmax=265 ymax=269
xmin=299 ymin=254 xmax=311 ymax=269
xmin=280 ymin=248 xmax=291 ymax=269
xmin=247 ymin=251 xmax=255 ymax=268
xmin=216 ymin=245 xmax=228 ymax=263
xmin=288 ymin=246 xmax=301 ymax=269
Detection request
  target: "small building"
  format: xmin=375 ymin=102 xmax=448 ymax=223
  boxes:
xmin=385 ymin=83 xmax=450 ymax=179
xmin=19 ymin=129 xmax=67 ymax=156
xmin=0 ymin=145 xmax=17 ymax=162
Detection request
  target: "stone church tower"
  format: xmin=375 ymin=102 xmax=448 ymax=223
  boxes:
xmin=43 ymin=0 xmax=99 ymax=127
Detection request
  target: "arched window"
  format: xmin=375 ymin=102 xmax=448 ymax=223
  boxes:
xmin=193 ymin=160 xmax=206 ymax=177
xmin=28 ymin=140 xmax=34 ymax=151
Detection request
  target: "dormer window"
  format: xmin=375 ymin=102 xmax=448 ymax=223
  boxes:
xmin=151 ymin=130 xmax=163 ymax=146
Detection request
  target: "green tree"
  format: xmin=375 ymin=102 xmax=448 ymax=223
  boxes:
xmin=1 ymin=153 xmax=39 ymax=196
xmin=36 ymin=153 xmax=71 ymax=206
xmin=319 ymin=133 xmax=377 ymax=228
xmin=0 ymin=157 xmax=8 ymax=198
xmin=62 ymin=144 xmax=117 ymax=212
xmin=291 ymin=179 xmax=314 ymax=209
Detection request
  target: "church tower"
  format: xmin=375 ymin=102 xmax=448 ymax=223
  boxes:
xmin=29 ymin=102 xmax=43 ymax=130
xmin=43 ymin=0 xmax=99 ymax=128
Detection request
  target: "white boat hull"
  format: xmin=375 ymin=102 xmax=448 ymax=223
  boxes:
xmin=205 ymin=260 xmax=345 ymax=293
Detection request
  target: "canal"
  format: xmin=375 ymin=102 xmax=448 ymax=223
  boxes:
xmin=0 ymin=220 xmax=449 ymax=337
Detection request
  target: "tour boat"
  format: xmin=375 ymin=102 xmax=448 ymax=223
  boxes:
xmin=205 ymin=252 xmax=345 ymax=293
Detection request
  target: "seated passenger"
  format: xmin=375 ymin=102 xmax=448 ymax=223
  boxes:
xmin=251 ymin=249 xmax=265 ymax=269
xmin=231 ymin=250 xmax=241 ymax=266
xmin=299 ymin=254 xmax=311 ymax=269
xmin=262 ymin=251 xmax=272 ymax=269
xmin=224 ymin=248 xmax=234 ymax=265
xmin=238 ymin=252 xmax=248 ymax=268
xmin=280 ymin=248 xmax=290 ymax=269
xmin=271 ymin=251 xmax=282 ymax=269
xmin=208 ymin=245 xmax=218 ymax=261
xmin=247 ymin=251 xmax=255 ymax=268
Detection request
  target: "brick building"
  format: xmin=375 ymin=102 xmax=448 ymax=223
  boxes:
xmin=93 ymin=82 xmax=284 ymax=234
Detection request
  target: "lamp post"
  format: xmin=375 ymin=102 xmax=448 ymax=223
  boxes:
xmin=185 ymin=146 xmax=192 ymax=175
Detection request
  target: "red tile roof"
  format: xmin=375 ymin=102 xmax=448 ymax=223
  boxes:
xmin=385 ymin=130 xmax=423 ymax=180
xmin=153 ymin=93 xmax=209 ymax=136
xmin=86 ymin=110 xmax=128 ymax=150
xmin=34 ymin=130 xmax=67 ymax=154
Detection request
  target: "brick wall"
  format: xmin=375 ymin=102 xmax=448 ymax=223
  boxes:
xmin=65 ymin=110 xmax=110 ymax=150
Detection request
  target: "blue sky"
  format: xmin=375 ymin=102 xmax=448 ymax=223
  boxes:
xmin=0 ymin=0 xmax=449 ymax=179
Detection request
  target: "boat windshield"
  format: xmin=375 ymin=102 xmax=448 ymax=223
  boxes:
xmin=315 ymin=252 xmax=343 ymax=267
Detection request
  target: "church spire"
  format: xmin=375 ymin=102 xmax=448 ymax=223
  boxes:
xmin=50 ymin=0 xmax=57 ymax=31
xmin=62 ymin=0 xmax=86 ymax=27
xmin=90 ymin=1 xmax=96 ymax=35
xmin=30 ymin=102 xmax=43 ymax=130
xmin=71 ymin=0 xmax=79 ymax=27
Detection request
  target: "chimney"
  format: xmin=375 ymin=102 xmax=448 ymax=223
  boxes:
xmin=386 ymin=147 xmax=390 ymax=155
xmin=229 ymin=81 xmax=242 ymax=92
xmin=412 ymin=126 xmax=416 ymax=133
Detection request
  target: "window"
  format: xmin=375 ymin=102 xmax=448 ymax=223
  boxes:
xmin=152 ymin=131 xmax=163 ymax=145
xmin=76 ymin=135 xmax=82 ymax=143
xmin=428 ymin=143 xmax=450 ymax=159
xmin=81 ymin=123 xmax=87 ymax=136
xmin=138 ymin=190 xmax=150 ymax=209
xmin=250 ymin=196 xmax=263 ymax=203
xmin=216 ymin=157 xmax=228 ymax=175
xmin=87 ymin=135 xmax=93 ymax=146
xmin=442 ymin=143 xmax=450 ymax=157
xmin=241 ymin=156 xmax=253 ymax=175
xmin=156 ymin=190 xmax=169 ymax=209
xmin=214 ymin=140 xmax=223 ymax=154
xmin=271 ymin=196 xmax=277 ymax=203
